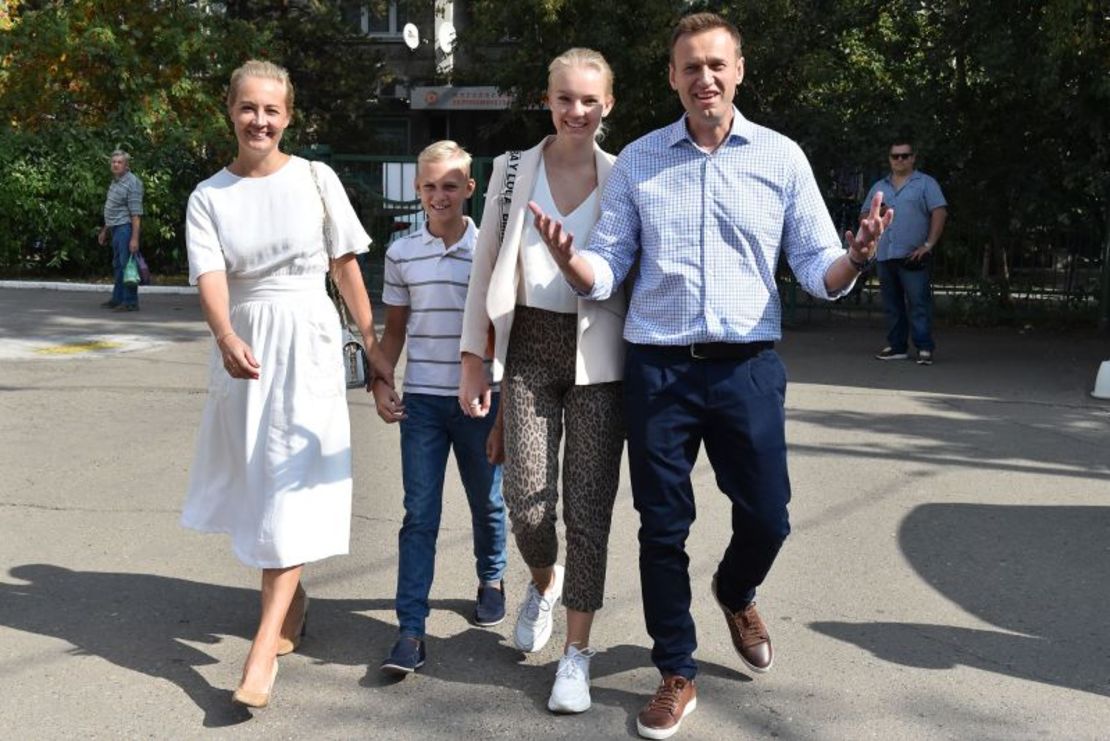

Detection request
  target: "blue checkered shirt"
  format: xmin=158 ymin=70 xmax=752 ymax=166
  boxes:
xmin=580 ymin=110 xmax=848 ymax=344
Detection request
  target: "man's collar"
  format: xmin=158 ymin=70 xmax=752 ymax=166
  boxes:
xmin=885 ymin=170 xmax=920 ymax=184
xmin=667 ymin=107 xmax=751 ymax=148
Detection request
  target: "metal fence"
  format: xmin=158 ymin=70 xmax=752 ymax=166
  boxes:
xmin=785 ymin=201 xmax=1106 ymax=326
xmin=314 ymin=153 xmax=1107 ymax=326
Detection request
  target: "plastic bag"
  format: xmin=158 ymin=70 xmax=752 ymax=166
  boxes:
xmin=122 ymin=256 xmax=141 ymax=286
xmin=136 ymin=252 xmax=152 ymax=285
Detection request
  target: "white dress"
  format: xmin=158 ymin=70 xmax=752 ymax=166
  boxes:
xmin=181 ymin=156 xmax=370 ymax=568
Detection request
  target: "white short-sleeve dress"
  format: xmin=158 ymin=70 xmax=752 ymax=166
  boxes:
xmin=181 ymin=156 xmax=370 ymax=568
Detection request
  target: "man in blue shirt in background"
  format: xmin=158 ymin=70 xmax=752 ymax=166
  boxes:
xmin=529 ymin=11 xmax=893 ymax=740
xmin=864 ymin=140 xmax=948 ymax=365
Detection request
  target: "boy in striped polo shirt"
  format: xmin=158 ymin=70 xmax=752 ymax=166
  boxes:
xmin=373 ymin=141 xmax=508 ymax=677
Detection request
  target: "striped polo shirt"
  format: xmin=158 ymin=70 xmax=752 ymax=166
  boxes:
xmin=103 ymin=171 xmax=144 ymax=227
xmin=383 ymin=218 xmax=494 ymax=396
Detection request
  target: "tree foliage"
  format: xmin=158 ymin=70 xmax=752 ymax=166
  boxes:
xmin=458 ymin=0 xmax=1110 ymax=296
xmin=0 ymin=0 xmax=1107 ymax=301
xmin=0 ymin=0 xmax=391 ymax=275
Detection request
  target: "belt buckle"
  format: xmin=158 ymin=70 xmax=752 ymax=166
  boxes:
xmin=689 ymin=343 xmax=705 ymax=360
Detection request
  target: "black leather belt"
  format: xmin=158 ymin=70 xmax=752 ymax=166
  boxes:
xmin=635 ymin=341 xmax=774 ymax=361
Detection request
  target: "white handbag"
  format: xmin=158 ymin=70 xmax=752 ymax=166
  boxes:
xmin=310 ymin=161 xmax=369 ymax=389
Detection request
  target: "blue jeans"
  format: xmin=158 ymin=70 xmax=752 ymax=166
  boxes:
xmin=396 ymin=393 xmax=507 ymax=638
xmin=624 ymin=344 xmax=792 ymax=680
xmin=110 ymin=224 xmax=138 ymax=308
xmin=878 ymin=259 xmax=933 ymax=352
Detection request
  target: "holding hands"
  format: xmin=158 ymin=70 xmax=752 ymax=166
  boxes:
xmin=371 ymin=378 xmax=405 ymax=423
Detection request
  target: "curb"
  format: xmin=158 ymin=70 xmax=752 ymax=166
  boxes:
xmin=0 ymin=280 xmax=196 ymax=295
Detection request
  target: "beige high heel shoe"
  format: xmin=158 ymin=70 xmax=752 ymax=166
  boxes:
xmin=276 ymin=584 xmax=308 ymax=656
xmin=232 ymin=658 xmax=279 ymax=709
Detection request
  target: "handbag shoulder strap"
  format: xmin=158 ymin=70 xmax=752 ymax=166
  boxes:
xmin=497 ymin=150 xmax=522 ymax=247
xmin=309 ymin=161 xmax=354 ymax=328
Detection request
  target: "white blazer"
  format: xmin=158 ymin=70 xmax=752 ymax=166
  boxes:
xmin=460 ymin=137 xmax=626 ymax=385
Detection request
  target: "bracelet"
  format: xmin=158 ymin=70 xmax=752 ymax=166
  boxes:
xmin=848 ymin=252 xmax=873 ymax=272
xmin=215 ymin=331 xmax=235 ymax=344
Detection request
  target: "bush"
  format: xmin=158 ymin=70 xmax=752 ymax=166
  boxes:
xmin=0 ymin=124 xmax=223 ymax=278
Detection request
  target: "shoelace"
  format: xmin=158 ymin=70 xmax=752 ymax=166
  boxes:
xmin=554 ymin=647 xmax=597 ymax=680
xmin=739 ymin=605 xmax=769 ymax=645
xmin=521 ymin=582 xmax=555 ymax=621
xmin=646 ymin=679 xmax=687 ymax=715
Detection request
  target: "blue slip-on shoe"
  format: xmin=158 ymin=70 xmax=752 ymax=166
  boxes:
xmin=380 ymin=636 xmax=425 ymax=678
xmin=473 ymin=581 xmax=506 ymax=627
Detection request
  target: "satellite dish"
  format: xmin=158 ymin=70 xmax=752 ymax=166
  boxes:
xmin=437 ymin=22 xmax=456 ymax=54
xmin=402 ymin=23 xmax=419 ymax=50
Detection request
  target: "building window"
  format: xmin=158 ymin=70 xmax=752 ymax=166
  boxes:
xmin=345 ymin=1 xmax=411 ymax=37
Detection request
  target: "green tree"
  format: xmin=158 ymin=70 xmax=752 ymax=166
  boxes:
xmin=0 ymin=0 xmax=267 ymax=274
xmin=0 ymin=0 xmax=397 ymax=275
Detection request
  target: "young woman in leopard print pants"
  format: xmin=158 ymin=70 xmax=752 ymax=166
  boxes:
xmin=458 ymin=48 xmax=627 ymax=714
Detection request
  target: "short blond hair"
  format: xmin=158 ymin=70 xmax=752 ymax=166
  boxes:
xmin=227 ymin=59 xmax=295 ymax=111
xmin=417 ymin=140 xmax=472 ymax=176
xmin=547 ymin=47 xmax=613 ymax=99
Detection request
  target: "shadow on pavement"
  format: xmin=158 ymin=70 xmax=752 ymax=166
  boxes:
xmin=0 ymin=566 xmax=749 ymax=731
xmin=778 ymin=323 xmax=1109 ymax=401
xmin=789 ymin=398 xmax=1110 ymax=481
xmin=0 ymin=289 xmax=207 ymax=343
xmin=810 ymin=503 xmax=1110 ymax=698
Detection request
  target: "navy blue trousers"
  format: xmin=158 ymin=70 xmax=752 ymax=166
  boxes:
xmin=624 ymin=344 xmax=792 ymax=679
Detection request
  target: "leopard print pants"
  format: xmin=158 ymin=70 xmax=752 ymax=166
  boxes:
xmin=502 ymin=306 xmax=624 ymax=613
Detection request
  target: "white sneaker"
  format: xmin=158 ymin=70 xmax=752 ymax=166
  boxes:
xmin=547 ymin=645 xmax=596 ymax=713
xmin=513 ymin=564 xmax=564 ymax=652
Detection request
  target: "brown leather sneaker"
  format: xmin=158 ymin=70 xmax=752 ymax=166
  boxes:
xmin=712 ymin=573 xmax=773 ymax=673
xmin=636 ymin=675 xmax=697 ymax=739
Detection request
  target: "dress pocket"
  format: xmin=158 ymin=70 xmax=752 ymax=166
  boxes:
xmin=304 ymin=318 xmax=345 ymax=398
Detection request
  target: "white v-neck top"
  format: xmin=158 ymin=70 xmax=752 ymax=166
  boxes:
xmin=517 ymin=158 xmax=598 ymax=314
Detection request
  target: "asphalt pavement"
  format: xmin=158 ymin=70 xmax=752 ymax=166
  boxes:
xmin=1 ymin=286 xmax=1108 ymax=739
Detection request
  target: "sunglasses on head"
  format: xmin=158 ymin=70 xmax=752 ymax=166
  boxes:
xmin=889 ymin=152 xmax=914 ymax=160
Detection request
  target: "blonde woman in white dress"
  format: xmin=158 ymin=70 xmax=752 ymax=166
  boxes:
xmin=182 ymin=60 xmax=391 ymax=708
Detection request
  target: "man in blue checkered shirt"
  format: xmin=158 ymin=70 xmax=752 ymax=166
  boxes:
xmin=529 ymin=12 xmax=892 ymax=739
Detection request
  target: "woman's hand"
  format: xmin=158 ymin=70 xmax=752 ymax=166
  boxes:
xmin=217 ymin=332 xmax=260 ymax=380
xmin=366 ymin=342 xmax=395 ymax=390
xmin=458 ymin=352 xmax=491 ymax=418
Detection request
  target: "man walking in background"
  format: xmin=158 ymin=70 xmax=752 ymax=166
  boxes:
xmin=865 ymin=140 xmax=947 ymax=365
xmin=99 ymin=149 xmax=144 ymax=311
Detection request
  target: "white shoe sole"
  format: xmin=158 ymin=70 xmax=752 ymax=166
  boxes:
xmin=547 ymin=692 xmax=591 ymax=714
xmin=636 ymin=696 xmax=697 ymax=739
